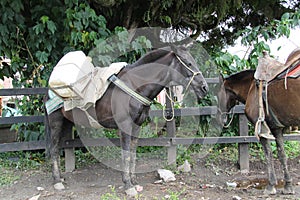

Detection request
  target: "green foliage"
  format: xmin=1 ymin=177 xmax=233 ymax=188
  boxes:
xmin=100 ymin=186 xmax=123 ymax=200
xmin=0 ymin=1 xmax=152 ymax=142
xmin=0 ymin=170 xmax=20 ymax=186
xmin=0 ymin=151 xmax=45 ymax=170
xmin=74 ymin=149 xmax=98 ymax=168
xmin=161 ymin=189 xmax=186 ymax=200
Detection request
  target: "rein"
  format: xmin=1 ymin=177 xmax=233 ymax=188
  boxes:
xmin=219 ymin=106 xmax=236 ymax=128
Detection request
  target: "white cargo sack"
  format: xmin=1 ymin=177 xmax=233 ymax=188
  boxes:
xmin=49 ymin=51 xmax=94 ymax=98
xmin=48 ymin=51 xmax=126 ymax=112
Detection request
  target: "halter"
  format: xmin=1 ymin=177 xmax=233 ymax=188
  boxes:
xmin=175 ymin=54 xmax=202 ymax=95
xmin=162 ymin=55 xmax=202 ymax=121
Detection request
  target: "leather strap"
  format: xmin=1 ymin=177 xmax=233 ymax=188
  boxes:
xmin=108 ymin=74 xmax=152 ymax=106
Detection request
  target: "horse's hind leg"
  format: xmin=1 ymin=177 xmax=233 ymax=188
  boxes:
xmin=274 ymin=128 xmax=295 ymax=194
xmin=48 ymin=110 xmax=64 ymax=186
xmin=260 ymin=137 xmax=277 ymax=195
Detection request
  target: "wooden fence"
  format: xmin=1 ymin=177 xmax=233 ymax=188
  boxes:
xmin=1 ymin=80 xmax=300 ymax=173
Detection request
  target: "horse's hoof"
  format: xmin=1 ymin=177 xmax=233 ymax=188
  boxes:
xmin=54 ymin=182 xmax=65 ymax=190
xmin=283 ymin=186 xmax=295 ymax=195
xmin=125 ymin=187 xmax=138 ymax=197
xmin=263 ymin=185 xmax=276 ymax=195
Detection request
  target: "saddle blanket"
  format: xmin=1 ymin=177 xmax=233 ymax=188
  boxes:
xmin=277 ymin=60 xmax=300 ymax=79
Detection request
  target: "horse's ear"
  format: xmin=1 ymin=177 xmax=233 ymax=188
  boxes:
xmin=170 ymin=44 xmax=180 ymax=54
xmin=219 ymin=73 xmax=224 ymax=84
xmin=182 ymin=41 xmax=194 ymax=48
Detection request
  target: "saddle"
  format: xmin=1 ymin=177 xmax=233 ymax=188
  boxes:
xmin=255 ymin=48 xmax=300 ymax=83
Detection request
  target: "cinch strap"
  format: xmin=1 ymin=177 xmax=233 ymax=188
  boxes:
xmin=108 ymin=74 xmax=152 ymax=106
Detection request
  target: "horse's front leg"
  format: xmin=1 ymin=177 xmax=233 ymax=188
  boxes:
xmin=130 ymin=136 xmax=138 ymax=185
xmin=274 ymin=128 xmax=295 ymax=194
xmin=120 ymin=131 xmax=135 ymax=191
xmin=260 ymin=137 xmax=277 ymax=195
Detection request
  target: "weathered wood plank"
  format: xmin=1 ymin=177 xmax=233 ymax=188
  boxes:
xmin=238 ymin=114 xmax=249 ymax=172
xmin=0 ymin=88 xmax=48 ymax=96
xmin=0 ymin=116 xmax=44 ymax=125
xmin=0 ymin=140 xmax=46 ymax=152
xmin=1 ymin=134 xmax=300 ymax=152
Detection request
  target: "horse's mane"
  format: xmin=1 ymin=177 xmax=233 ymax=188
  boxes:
xmin=127 ymin=47 xmax=172 ymax=68
xmin=226 ymin=69 xmax=255 ymax=82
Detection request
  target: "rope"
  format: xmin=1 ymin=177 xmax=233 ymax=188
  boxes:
xmin=162 ymin=89 xmax=175 ymax=121
xmin=221 ymin=107 xmax=236 ymax=128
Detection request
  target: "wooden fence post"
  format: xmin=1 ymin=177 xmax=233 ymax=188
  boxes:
xmin=165 ymin=88 xmax=177 ymax=165
xmin=64 ymin=129 xmax=75 ymax=172
xmin=238 ymin=113 xmax=249 ymax=172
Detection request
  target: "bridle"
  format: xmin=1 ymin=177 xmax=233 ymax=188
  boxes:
xmin=162 ymin=54 xmax=203 ymax=121
xmin=175 ymin=54 xmax=202 ymax=94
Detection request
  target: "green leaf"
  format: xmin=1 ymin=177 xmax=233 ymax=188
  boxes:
xmin=46 ymin=21 xmax=56 ymax=34
xmin=40 ymin=16 xmax=49 ymax=24
xmin=281 ymin=12 xmax=290 ymax=21
xmin=35 ymin=51 xmax=49 ymax=63
xmin=33 ymin=24 xmax=44 ymax=35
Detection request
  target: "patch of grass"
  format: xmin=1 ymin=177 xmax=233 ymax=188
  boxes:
xmin=0 ymin=151 xmax=45 ymax=170
xmin=161 ymin=189 xmax=187 ymax=200
xmin=0 ymin=151 xmax=45 ymax=186
xmin=100 ymin=186 xmax=127 ymax=200
xmin=0 ymin=169 xmax=20 ymax=186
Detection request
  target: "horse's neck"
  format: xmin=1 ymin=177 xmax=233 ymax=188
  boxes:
xmin=119 ymin=63 xmax=172 ymax=101
xmin=227 ymin=78 xmax=253 ymax=104
xmin=119 ymin=50 xmax=175 ymax=100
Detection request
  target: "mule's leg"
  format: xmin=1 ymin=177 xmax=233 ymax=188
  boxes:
xmin=274 ymin=128 xmax=294 ymax=194
xmin=129 ymin=135 xmax=138 ymax=185
xmin=120 ymin=131 xmax=134 ymax=190
xmin=129 ymin=125 xmax=140 ymax=185
xmin=48 ymin=110 xmax=64 ymax=185
xmin=260 ymin=137 xmax=277 ymax=195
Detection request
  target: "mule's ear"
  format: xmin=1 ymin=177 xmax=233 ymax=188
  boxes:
xmin=219 ymin=73 xmax=224 ymax=83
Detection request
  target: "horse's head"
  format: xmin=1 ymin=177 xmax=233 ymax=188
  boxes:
xmin=217 ymin=74 xmax=238 ymax=125
xmin=169 ymin=45 xmax=209 ymax=100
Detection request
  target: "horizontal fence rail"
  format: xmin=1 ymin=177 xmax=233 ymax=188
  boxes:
xmin=1 ymin=82 xmax=300 ymax=172
xmin=2 ymin=134 xmax=300 ymax=153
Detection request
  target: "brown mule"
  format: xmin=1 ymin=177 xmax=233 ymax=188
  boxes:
xmin=217 ymin=50 xmax=300 ymax=195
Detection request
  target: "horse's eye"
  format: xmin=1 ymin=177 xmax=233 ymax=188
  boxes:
xmin=188 ymin=63 xmax=192 ymax=66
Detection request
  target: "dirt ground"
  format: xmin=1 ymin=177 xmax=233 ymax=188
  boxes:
xmin=1 ymin=153 xmax=300 ymax=200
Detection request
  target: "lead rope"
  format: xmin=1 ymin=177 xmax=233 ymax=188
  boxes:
xmin=162 ymin=89 xmax=175 ymax=121
xmin=222 ymin=107 xmax=236 ymax=128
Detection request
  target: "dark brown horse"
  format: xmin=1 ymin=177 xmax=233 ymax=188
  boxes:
xmin=46 ymin=45 xmax=209 ymax=195
xmin=217 ymin=52 xmax=300 ymax=195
